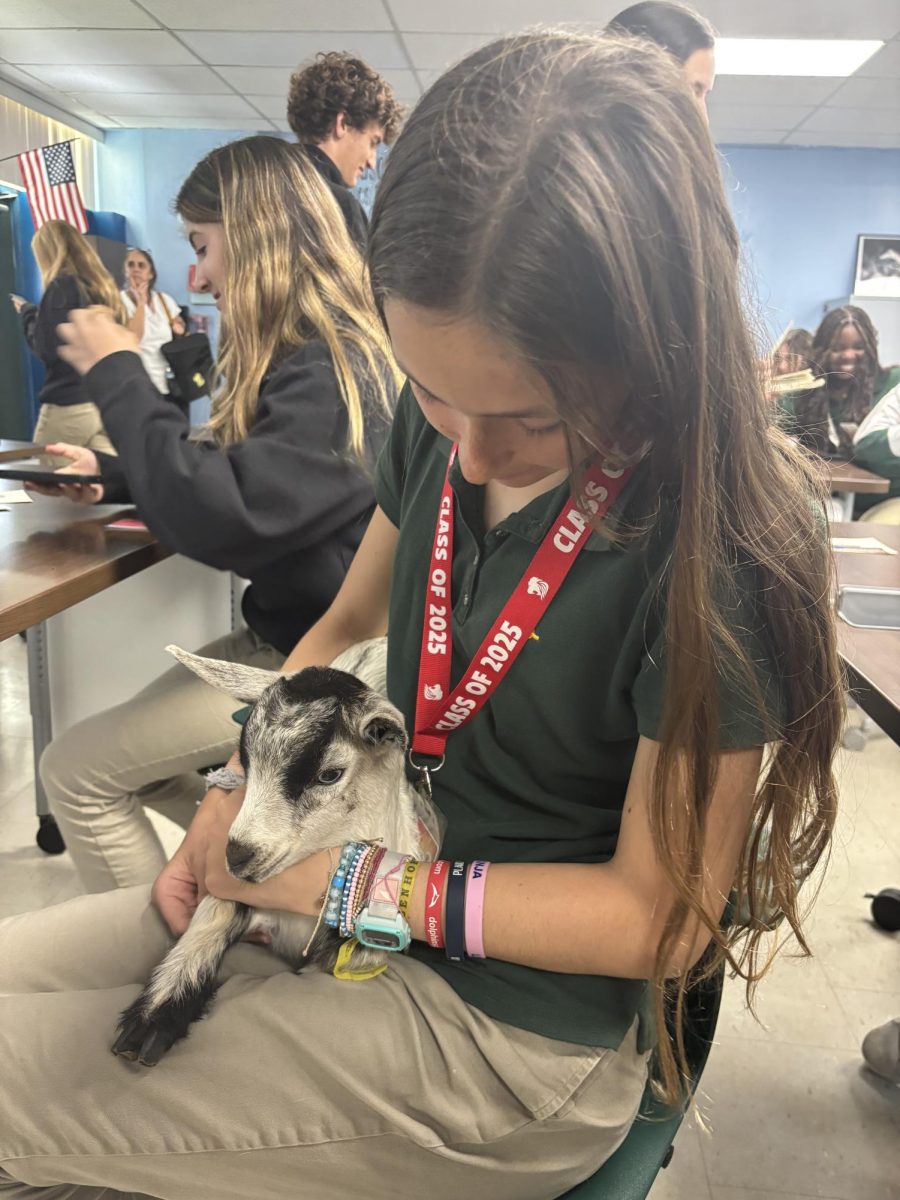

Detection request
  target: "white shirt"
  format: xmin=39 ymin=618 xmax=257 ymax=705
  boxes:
xmin=855 ymin=382 xmax=900 ymax=456
xmin=121 ymin=290 xmax=181 ymax=394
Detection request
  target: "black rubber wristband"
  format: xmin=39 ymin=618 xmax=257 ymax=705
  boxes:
xmin=444 ymin=860 xmax=468 ymax=962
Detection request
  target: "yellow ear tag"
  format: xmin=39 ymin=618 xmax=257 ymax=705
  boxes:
xmin=333 ymin=938 xmax=388 ymax=982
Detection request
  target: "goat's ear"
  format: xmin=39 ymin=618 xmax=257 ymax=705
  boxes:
xmin=362 ymin=714 xmax=408 ymax=749
xmin=166 ymin=645 xmax=281 ymax=702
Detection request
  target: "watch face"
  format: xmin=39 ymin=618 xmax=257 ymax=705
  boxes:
xmin=364 ymin=929 xmax=403 ymax=950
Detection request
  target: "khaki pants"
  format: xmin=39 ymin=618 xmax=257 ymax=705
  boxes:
xmin=40 ymin=627 xmax=283 ymax=893
xmin=33 ymin=403 xmax=115 ymax=457
xmin=0 ymin=887 xmax=649 ymax=1200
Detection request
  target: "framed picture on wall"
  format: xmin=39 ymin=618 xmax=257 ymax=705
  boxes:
xmin=854 ymin=234 xmax=900 ymax=298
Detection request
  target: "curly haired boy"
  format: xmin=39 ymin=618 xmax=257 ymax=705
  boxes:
xmin=287 ymin=51 xmax=404 ymax=247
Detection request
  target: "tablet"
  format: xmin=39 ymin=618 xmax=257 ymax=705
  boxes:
xmin=0 ymin=467 xmax=103 ymax=486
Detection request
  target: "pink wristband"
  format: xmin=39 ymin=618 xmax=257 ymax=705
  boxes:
xmin=464 ymin=860 xmax=490 ymax=958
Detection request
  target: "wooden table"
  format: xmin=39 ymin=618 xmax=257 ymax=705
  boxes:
xmin=0 ymin=495 xmax=170 ymax=642
xmin=823 ymin=460 xmax=890 ymax=521
xmin=831 ymin=522 xmax=900 ymax=746
xmin=0 ymin=441 xmax=170 ymax=845
xmin=0 ymin=442 xmax=233 ymax=848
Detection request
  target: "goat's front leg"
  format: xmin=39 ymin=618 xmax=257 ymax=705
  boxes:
xmin=112 ymin=895 xmax=252 ymax=1066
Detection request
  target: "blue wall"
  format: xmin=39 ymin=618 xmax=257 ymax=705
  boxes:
xmin=719 ymin=146 xmax=900 ymax=339
xmin=96 ymin=128 xmax=252 ymax=304
xmin=97 ymin=128 xmax=383 ymax=299
xmin=95 ymin=134 xmax=900 ymax=350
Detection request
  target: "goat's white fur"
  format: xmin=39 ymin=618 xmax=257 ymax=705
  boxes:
xmin=114 ymin=639 xmax=424 ymax=1065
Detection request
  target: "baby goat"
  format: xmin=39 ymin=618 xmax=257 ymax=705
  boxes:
xmin=112 ymin=641 xmax=424 ymax=1067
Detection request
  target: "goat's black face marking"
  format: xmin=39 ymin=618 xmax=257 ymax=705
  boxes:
xmin=282 ymin=668 xmax=369 ymax=707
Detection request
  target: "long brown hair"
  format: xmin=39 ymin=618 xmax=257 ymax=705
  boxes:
xmin=369 ymin=32 xmax=841 ymax=1106
xmin=32 ymin=219 xmax=126 ymax=322
xmin=175 ymin=135 xmax=399 ymax=451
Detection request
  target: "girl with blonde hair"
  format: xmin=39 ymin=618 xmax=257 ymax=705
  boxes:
xmin=10 ymin=218 xmax=125 ymax=450
xmin=28 ymin=135 xmax=398 ymax=893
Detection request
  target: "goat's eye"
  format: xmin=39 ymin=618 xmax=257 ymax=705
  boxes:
xmin=316 ymin=767 xmax=345 ymax=785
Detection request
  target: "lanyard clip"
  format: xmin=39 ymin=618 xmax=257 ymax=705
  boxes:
xmin=408 ymin=749 xmax=444 ymax=802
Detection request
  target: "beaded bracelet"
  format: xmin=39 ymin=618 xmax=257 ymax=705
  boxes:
xmin=324 ymin=842 xmax=365 ymax=929
xmin=345 ymin=845 xmax=382 ymax=937
xmin=339 ymin=843 xmax=368 ymax=938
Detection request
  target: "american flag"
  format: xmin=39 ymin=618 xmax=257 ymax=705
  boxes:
xmin=17 ymin=140 xmax=88 ymax=234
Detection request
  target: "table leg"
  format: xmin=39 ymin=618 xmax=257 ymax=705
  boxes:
xmin=25 ymin=620 xmax=52 ymax=819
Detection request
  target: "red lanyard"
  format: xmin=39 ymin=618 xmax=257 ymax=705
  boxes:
xmin=411 ymin=446 xmax=632 ymax=772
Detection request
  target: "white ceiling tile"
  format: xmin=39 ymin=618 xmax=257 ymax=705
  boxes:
xmin=0 ymin=1 xmax=155 ymax=29
xmin=245 ymin=95 xmax=288 ymax=119
xmin=388 ymin=1 xmax=616 ymax=34
xmin=272 ymin=120 xmax=293 ymax=133
xmin=797 ymin=106 xmax=900 ymax=134
xmin=19 ymin=63 xmax=231 ymax=94
xmin=782 ymin=130 xmax=900 ymax=149
xmin=72 ymin=92 xmax=257 ymax=118
xmin=714 ymin=130 xmax=788 ymax=145
xmin=215 ymin=64 xmax=418 ymax=96
xmin=177 ymin=30 xmax=409 ymax=69
xmin=0 ymin=30 xmax=197 ymax=65
xmin=401 ymin=32 xmax=494 ymax=70
xmin=118 ymin=117 xmax=274 ymax=130
xmin=699 ymin=0 xmax=900 ymax=39
xmin=142 ymin=0 xmax=394 ymax=32
xmin=854 ymin=40 xmax=900 ymax=78
xmin=708 ymin=104 xmax=813 ymax=132
xmin=708 ymin=76 xmax=840 ymax=107
xmin=824 ymin=74 xmax=900 ymax=109
xmin=58 ymin=98 xmax=122 ymax=125
xmin=214 ymin=66 xmax=293 ymax=93
xmin=0 ymin=64 xmax=60 ymax=96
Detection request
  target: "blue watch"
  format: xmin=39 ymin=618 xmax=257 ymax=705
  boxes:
xmin=354 ymin=900 xmax=411 ymax=952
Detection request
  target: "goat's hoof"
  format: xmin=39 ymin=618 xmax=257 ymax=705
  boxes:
xmin=112 ymin=1011 xmax=178 ymax=1067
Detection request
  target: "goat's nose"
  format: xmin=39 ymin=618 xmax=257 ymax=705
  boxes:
xmin=226 ymin=840 xmax=256 ymax=876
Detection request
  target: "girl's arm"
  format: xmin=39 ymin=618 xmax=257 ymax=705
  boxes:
xmin=207 ymin=735 xmax=762 ymax=981
xmin=22 ymin=277 xmax=77 ymax=363
xmin=408 ymin=737 xmax=762 ymax=979
xmin=57 ymin=308 xmax=378 ymax=576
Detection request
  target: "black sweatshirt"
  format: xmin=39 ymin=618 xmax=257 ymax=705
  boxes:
xmin=85 ymin=343 xmax=392 ymax=655
xmin=302 ymin=144 xmax=368 ymax=252
xmin=20 ymin=274 xmax=92 ymax=407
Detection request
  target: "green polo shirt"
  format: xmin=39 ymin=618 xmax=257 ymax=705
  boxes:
xmin=778 ymin=364 xmax=900 ymax=450
xmin=376 ymin=385 xmax=781 ymax=1052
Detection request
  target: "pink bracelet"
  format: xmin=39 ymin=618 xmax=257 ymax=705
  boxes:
xmin=464 ymin=860 xmax=490 ymax=958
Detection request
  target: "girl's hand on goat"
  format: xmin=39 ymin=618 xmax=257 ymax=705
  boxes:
xmin=202 ymin=790 xmax=337 ymax=916
xmin=151 ymin=791 xmax=226 ymax=935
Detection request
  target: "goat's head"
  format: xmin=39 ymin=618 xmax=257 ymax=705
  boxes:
xmin=167 ymin=646 xmax=408 ymax=883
